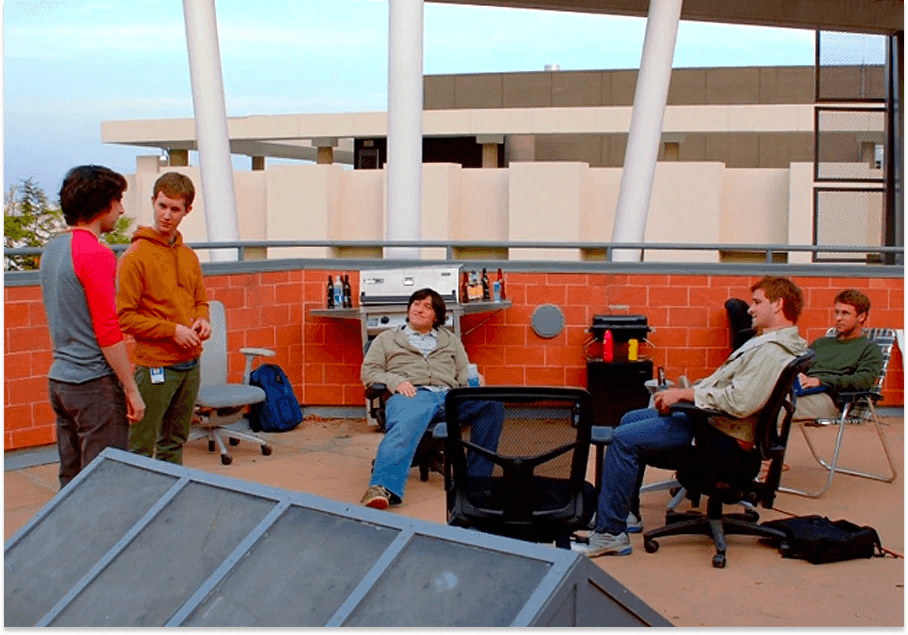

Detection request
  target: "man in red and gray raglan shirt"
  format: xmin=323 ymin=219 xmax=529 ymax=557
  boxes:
xmin=40 ymin=165 xmax=145 ymax=488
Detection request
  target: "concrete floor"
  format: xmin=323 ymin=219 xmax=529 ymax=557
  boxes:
xmin=5 ymin=413 xmax=904 ymax=627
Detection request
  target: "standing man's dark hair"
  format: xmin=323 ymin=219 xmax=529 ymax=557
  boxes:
xmin=59 ymin=165 xmax=128 ymax=226
xmin=41 ymin=165 xmax=145 ymax=488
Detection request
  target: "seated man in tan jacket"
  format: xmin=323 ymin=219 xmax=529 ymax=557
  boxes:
xmin=360 ymin=288 xmax=503 ymax=509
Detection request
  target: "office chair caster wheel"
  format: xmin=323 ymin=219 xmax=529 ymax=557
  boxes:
xmin=712 ymin=553 xmax=727 ymax=568
xmin=261 ymin=444 xmax=272 ymax=456
xmin=221 ymin=453 xmax=233 ymax=466
xmin=229 ymin=437 xmax=240 ymax=446
xmin=644 ymin=539 xmax=659 ymax=553
xmin=208 ymin=440 xmax=215 ymax=452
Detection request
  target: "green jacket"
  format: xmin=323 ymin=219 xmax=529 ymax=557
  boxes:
xmin=361 ymin=326 xmax=470 ymax=392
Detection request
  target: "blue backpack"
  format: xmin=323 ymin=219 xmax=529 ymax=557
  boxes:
xmin=248 ymin=364 xmax=303 ymax=432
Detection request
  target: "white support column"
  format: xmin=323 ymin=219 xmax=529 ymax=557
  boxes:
xmin=386 ymin=0 xmax=423 ymax=260
xmin=611 ymin=0 xmax=683 ymax=262
xmin=183 ymin=0 xmax=239 ymax=262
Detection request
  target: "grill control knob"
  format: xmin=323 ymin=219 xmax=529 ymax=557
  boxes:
xmin=380 ymin=316 xmax=390 ymax=324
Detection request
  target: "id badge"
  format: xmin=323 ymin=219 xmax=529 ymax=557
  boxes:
xmin=150 ymin=367 xmax=165 ymax=384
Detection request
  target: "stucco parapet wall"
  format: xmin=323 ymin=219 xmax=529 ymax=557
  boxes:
xmin=102 ymin=104 xmax=821 ymax=148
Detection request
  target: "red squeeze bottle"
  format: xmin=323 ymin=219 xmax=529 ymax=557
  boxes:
xmin=603 ymin=329 xmax=614 ymax=362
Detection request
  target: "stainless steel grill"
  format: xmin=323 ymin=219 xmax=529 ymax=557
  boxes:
xmin=359 ymin=266 xmax=460 ymax=341
xmin=311 ymin=265 xmax=512 ymax=353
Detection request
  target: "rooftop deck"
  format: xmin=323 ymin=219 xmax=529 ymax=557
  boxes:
xmin=5 ymin=409 xmax=903 ymax=627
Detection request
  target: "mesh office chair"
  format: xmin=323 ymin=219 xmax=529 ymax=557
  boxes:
xmin=189 ymin=300 xmax=275 ymax=465
xmin=621 ymin=298 xmax=757 ymax=514
xmin=642 ymin=350 xmax=815 ymax=568
xmin=437 ymin=386 xmax=597 ymax=549
xmin=780 ymin=327 xmax=898 ymax=498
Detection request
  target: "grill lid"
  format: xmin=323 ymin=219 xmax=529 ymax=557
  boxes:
xmin=590 ymin=314 xmax=650 ymax=342
xmin=359 ymin=266 xmax=460 ymax=305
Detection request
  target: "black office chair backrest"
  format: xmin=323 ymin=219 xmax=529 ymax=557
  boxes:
xmin=443 ymin=386 xmax=593 ymax=532
xmin=725 ymin=298 xmax=756 ymax=352
xmin=675 ymin=349 xmax=815 ymax=508
xmin=751 ymin=349 xmax=815 ymax=503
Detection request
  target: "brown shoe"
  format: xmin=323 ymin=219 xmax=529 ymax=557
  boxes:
xmin=362 ymin=485 xmax=391 ymax=510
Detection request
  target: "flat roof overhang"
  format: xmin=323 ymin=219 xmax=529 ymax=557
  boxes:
xmin=428 ymin=0 xmax=903 ymax=35
xmin=102 ymin=103 xmax=823 ymax=164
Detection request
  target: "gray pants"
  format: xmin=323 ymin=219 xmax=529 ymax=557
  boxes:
xmin=49 ymin=374 xmax=128 ymax=488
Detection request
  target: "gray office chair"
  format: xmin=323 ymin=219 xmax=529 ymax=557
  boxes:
xmin=188 ymin=300 xmax=275 ymax=465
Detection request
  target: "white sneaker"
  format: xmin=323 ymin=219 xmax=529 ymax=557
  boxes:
xmin=585 ymin=511 xmax=642 ymax=533
xmin=571 ymin=531 xmax=632 ymax=557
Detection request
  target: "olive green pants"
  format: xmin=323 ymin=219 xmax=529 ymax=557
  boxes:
xmin=130 ymin=363 xmax=201 ymax=465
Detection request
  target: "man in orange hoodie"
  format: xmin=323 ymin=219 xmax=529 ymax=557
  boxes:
xmin=117 ymin=172 xmax=210 ymax=465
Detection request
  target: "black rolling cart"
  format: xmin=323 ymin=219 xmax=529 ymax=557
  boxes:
xmin=584 ymin=314 xmax=653 ymax=428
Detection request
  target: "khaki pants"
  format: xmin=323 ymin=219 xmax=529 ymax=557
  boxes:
xmin=793 ymin=392 xmax=840 ymax=421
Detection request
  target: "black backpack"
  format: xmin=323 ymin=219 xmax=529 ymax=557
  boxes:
xmin=248 ymin=364 xmax=303 ymax=433
xmin=760 ymin=515 xmax=885 ymax=564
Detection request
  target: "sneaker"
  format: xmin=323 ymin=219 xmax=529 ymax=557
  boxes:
xmin=361 ymin=485 xmax=391 ymax=510
xmin=626 ymin=511 xmax=644 ymax=534
xmin=585 ymin=511 xmax=642 ymax=533
xmin=571 ymin=531 xmax=632 ymax=557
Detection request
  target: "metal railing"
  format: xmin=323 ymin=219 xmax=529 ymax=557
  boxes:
xmin=5 ymin=239 xmax=903 ymax=285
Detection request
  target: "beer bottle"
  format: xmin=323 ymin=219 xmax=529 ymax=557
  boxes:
xmin=342 ymin=274 xmax=352 ymax=308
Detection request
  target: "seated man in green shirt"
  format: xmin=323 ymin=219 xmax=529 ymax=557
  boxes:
xmin=794 ymin=289 xmax=883 ymax=420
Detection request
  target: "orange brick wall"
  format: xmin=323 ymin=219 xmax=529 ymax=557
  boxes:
xmin=5 ymin=270 xmax=903 ymax=451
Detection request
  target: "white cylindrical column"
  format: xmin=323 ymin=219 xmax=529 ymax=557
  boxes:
xmin=611 ymin=0 xmax=683 ymax=262
xmin=183 ymin=0 xmax=239 ymax=262
xmin=386 ymin=0 xmax=423 ymax=260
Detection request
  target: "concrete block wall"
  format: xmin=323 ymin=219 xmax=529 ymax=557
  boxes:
xmin=4 ymin=271 xmax=903 ymax=451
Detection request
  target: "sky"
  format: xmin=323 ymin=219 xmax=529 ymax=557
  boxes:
xmin=3 ymin=0 xmax=817 ymax=196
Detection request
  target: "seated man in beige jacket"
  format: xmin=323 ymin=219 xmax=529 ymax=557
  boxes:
xmin=360 ymin=288 xmax=503 ymax=510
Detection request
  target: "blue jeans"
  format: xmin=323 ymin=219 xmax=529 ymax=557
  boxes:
xmin=370 ymin=388 xmax=504 ymax=501
xmin=596 ymin=408 xmax=695 ymax=535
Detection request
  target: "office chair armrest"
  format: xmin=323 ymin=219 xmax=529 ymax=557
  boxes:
xmin=240 ymin=347 xmax=276 ymax=358
xmin=364 ymin=383 xmax=388 ymax=400
xmin=432 ymin=421 xmax=448 ymax=440
xmin=239 ymin=347 xmax=276 ymax=384
xmin=590 ymin=425 xmax=614 ymax=446
xmin=670 ymin=402 xmax=727 ymax=420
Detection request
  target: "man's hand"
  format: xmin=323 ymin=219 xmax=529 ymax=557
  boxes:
xmin=125 ymin=387 xmax=145 ymax=424
xmin=191 ymin=317 xmax=211 ymax=341
xmin=653 ymin=387 xmax=694 ymax=414
xmin=174 ymin=324 xmax=202 ymax=348
xmin=396 ymin=381 xmax=417 ymax=397
xmin=798 ymin=373 xmax=821 ymax=389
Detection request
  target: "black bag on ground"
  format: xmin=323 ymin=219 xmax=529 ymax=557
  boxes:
xmin=248 ymin=364 xmax=303 ymax=432
xmin=760 ymin=515 xmax=884 ymax=564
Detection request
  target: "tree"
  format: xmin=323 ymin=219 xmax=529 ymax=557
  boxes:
xmin=4 ymin=179 xmax=65 ymax=271
xmin=4 ymin=178 xmax=134 ymax=271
